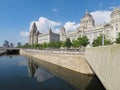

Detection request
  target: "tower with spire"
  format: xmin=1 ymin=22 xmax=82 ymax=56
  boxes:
xmin=60 ymin=27 xmax=66 ymax=41
xmin=29 ymin=22 xmax=40 ymax=45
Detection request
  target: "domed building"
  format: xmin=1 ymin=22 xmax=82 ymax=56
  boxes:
xmin=110 ymin=7 xmax=120 ymax=41
xmin=80 ymin=11 xmax=95 ymax=28
xmin=110 ymin=7 xmax=120 ymax=23
xmin=60 ymin=8 xmax=120 ymax=46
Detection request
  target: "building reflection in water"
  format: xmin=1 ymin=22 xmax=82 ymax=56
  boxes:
xmin=28 ymin=58 xmax=54 ymax=82
xmin=28 ymin=59 xmax=38 ymax=77
xmin=27 ymin=57 xmax=105 ymax=90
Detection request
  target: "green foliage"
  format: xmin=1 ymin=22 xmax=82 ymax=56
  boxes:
xmin=92 ymin=34 xmax=112 ymax=47
xmin=56 ymin=41 xmax=62 ymax=48
xmin=47 ymin=41 xmax=62 ymax=48
xmin=64 ymin=38 xmax=72 ymax=48
xmin=17 ymin=44 xmax=31 ymax=48
xmin=18 ymin=36 xmax=89 ymax=49
xmin=42 ymin=42 xmax=47 ymax=48
xmin=33 ymin=44 xmax=39 ymax=48
xmin=104 ymin=39 xmax=112 ymax=45
xmin=72 ymin=39 xmax=80 ymax=48
xmin=115 ymin=33 xmax=120 ymax=44
xmin=92 ymin=35 xmax=102 ymax=47
xmin=77 ymin=36 xmax=89 ymax=47
xmin=61 ymin=41 xmax=66 ymax=47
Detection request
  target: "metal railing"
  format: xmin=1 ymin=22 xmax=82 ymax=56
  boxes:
xmin=23 ymin=48 xmax=85 ymax=55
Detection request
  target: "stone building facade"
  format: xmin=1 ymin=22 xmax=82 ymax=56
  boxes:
xmin=29 ymin=23 xmax=60 ymax=45
xmin=29 ymin=8 xmax=120 ymax=46
xmin=60 ymin=8 xmax=120 ymax=46
xmin=38 ymin=28 xmax=60 ymax=44
xmin=29 ymin=22 xmax=39 ymax=45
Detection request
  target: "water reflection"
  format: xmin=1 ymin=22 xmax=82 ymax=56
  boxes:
xmin=27 ymin=57 xmax=78 ymax=90
xmin=8 ymin=55 xmax=13 ymax=58
xmin=35 ymin=68 xmax=54 ymax=82
xmin=0 ymin=55 xmax=77 ymax=90
xmin=27 ymin=56 xmax=106 ymax=90
xmin=28 ymin=59 xmax=54 ymax=82
xmin=19 ymin=60 xmax=28 ymax=66
xmin=28 ymin=59 xmax=38 ymax=77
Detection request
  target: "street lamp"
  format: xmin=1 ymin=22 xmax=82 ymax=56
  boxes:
xmin=102 ymin=26 xmax=104 ymax=46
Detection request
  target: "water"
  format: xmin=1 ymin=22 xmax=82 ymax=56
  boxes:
xmin=0 ymin=55 xmax=106 ymax=90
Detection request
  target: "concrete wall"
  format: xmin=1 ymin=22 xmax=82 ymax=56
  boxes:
xmin=20 ymin=49 xmax=93 ymax=90
xmin=85 ymin=45 xmax=120 ymax=90
xmin=20 ymin=49 xmax=92 ymax=75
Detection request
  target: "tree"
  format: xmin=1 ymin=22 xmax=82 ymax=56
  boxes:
xmin=115 ymin=32 xmax=120 ymax=44
xmin=55 ymin=41 xmax=62 ymax=48
xmin=77 ymin=36 xmax=89 ymax=47
xmin=47 ymin=41 xmax=61 ymax=48
xmin=92 ymin=34 xmax=112 ymax=47
xmin=92 ymin=35 xmax=102 ymax=47
xmin=43 ymin=42 xmax=47 ymax=48
xmin=72 ymin=39 xmax=80 ymax=48
xmin=105 ymin=39 xmax=112 ymax=45
xmin=60 ymin=41 xmax=65 ymax=47
xmin=33 ymin=44 xmax=39 ymax=48
xmin=64 ymin=38 xmax=72 ymax=48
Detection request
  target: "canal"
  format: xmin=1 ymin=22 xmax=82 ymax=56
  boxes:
xmin=0 ymin=55 xmax=106 ymax=90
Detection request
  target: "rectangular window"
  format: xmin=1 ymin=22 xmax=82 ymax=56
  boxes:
xmin=116 ymin=27 xmax=118 ymax=31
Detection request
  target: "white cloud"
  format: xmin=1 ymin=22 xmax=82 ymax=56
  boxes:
xmin=30 ymin=17 xmax=61 ymax=33
xmin=52 ymin=8 xmax=58 ymax=12
xmin=91 ymin=10 xmax=112 ymax=24
xmin=20 ymin=31 xmax=29 ymax=44
xmin=34 ymin=68 xmax=53 ymax=82
xmin=19 ymin=60 xmax=28 ymax=66
xmin=22 ymin=38 xmax=28 ymax=44
xmin=64 ymin=22 xmax=80 ymax=31
xmin=20 ymin=31 xmax=29 ymax=37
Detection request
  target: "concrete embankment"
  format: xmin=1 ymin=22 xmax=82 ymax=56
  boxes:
xmin=85 ymin=45 xmax=120 ymax=90
xmin=20 ymin=49 xmax=93 ymax=75
xmin=20 ymin=49 xmax=93 ymax=90
xmin=0 ymin=51 xmax=6 ymax=55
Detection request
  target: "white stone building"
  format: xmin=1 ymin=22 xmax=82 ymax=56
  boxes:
xmin=60 ymin=8 xmax=120 ymax=46
xmin=38 ymin=28 xmax=60 ymax=44
xmin=29 ymin=23 xmax=60 ymax=45
xmin=29 ymin=22 xmax=39 ymax=45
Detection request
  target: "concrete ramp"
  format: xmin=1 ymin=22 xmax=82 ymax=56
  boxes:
xmin=85 ymin=45 xmax=120 ymax=90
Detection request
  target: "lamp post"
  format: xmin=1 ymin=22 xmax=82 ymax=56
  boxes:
xmin=102 ymin=26 xmax=104 ymax=46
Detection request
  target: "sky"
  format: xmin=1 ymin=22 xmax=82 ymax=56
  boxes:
xmin=0 ymin=0 xmax=120 ymax=46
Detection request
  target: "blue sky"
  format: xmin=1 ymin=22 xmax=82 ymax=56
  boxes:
xmin=0 ymin=0 xmax=120 ymax=46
